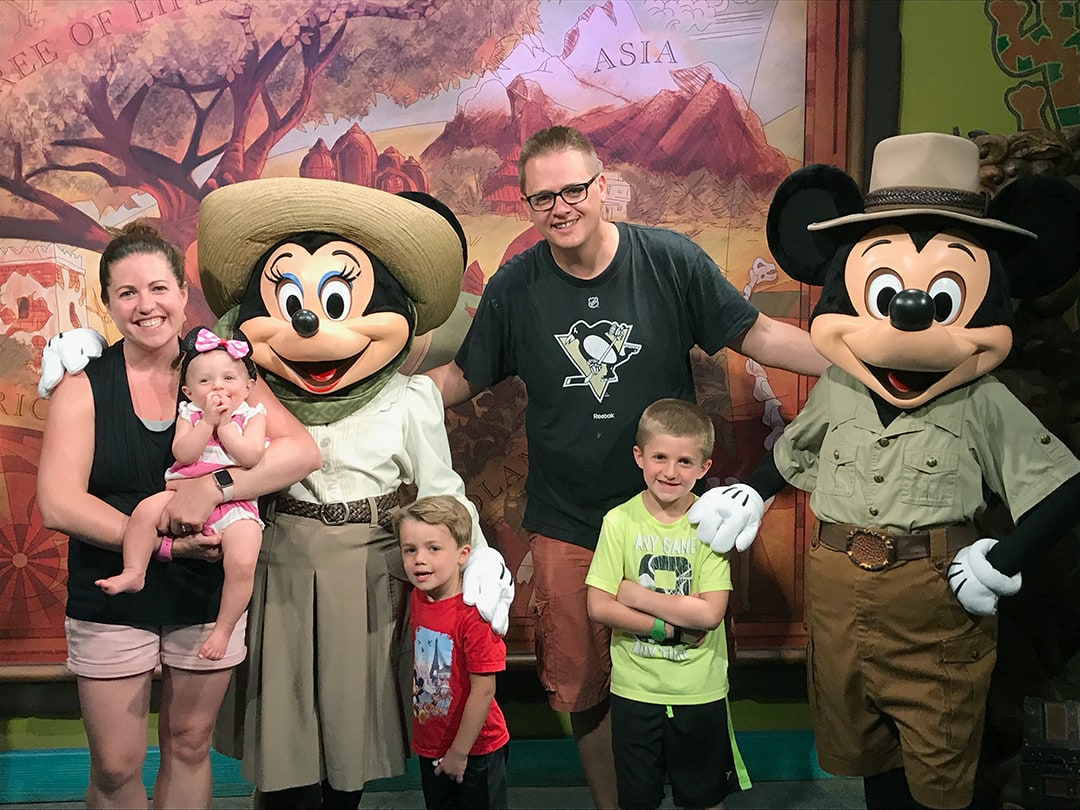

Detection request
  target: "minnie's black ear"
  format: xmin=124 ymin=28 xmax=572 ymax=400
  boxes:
xmin=396 ymin=191 xmax=468 ymax=273
xmin=766 ymin=165 xmax=863 ymax=286
xmin=989 ymin=175 xmax=1080 ymax=298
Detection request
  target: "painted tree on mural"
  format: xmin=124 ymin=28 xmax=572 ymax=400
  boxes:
xmin=0 ymin=0 xmax=537 ymax=292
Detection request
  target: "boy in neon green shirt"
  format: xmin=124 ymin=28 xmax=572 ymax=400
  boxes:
xmin=586 ymin=398 xmax=751 ymax=809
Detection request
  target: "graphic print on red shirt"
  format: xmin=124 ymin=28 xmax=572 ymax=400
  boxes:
xmin=409 ymin=590 xmax=510 ymax=759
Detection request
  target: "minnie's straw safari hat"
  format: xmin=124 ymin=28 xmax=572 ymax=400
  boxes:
xmin=198 ymin=177 xmax=465 ymax=335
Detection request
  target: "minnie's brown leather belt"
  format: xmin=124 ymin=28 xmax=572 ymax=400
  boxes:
xmin=271 ymin=492 xmax=400 ymax=528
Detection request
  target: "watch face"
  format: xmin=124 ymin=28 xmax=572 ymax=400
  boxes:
xmin=214 ymin=469 xmax=234 ymax=488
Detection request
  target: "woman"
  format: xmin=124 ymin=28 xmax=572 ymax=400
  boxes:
xmin=36 ymin=222 xmax=320 ymax=810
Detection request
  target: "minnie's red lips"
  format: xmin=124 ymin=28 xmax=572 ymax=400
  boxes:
xmin=273 ymin=346 xmax=366 ymax=391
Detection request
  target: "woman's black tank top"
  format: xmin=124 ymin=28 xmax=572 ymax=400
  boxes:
xmin=64 ymin=340 xmax=223 ymax=626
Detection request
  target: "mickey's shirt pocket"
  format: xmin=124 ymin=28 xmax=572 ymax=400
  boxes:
xmin=818 ymin=444 xmax=858 ymax=497
xmin=1030 ymin=429 xmax=1079 ymax=467
xmin=901 ymin=449 xmax=959 ymax=507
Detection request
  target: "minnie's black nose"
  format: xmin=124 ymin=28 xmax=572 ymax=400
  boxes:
xmin=292 ymin=309 xmax=320 ymax=338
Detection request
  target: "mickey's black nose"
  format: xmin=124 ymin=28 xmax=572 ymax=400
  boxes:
xmin=292 ymin=309 xmax=320 ymax=338
xmin=889 ymin=289 xmax=935 ymax=332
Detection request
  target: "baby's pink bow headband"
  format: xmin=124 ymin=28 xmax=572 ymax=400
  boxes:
xmin=193 ymin=328 xmax=250 ymax=360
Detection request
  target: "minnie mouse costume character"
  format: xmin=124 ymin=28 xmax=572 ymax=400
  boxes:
xmin=194 ymin=178 xmax=514 ymax=809
xmin=689 ymin=133 xmax=1080 ymax=810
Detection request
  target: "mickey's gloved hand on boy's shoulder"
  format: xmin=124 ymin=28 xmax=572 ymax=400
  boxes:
xmin=463 ymin=545 xmax=515 ymax=636
xmin=688 ymin=483 xmax=764 ymax=554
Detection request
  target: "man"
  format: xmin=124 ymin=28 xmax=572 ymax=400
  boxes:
xmin=427 ymin=125 xmax=826 ymax=808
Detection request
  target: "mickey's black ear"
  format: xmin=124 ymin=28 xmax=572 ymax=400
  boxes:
xmin=396 ymin=191 xmax=468 ymax=273
xmin=766 ymin=165 xmax=863 ymax=286
xmin=988 ymin=175 xmax=1080 ymax=299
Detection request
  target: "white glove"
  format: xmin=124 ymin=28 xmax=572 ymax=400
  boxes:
xmin=687 ymin=483 xmax=765 ymax=554
xmin=462 ymin=545 xmax=515 ymax=636
xmin=946 ymin=538 xmax=1022 ymax=616
xmin=38 ymin=328 xmax=107 ymax=398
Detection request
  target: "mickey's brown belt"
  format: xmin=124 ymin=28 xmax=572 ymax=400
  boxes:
xmin=814 ymin=520 xmax=977 ymax=571
xmin=271 ymin=492 xmax=400 ymax=528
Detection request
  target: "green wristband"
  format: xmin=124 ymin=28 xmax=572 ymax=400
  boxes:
xmin=650 ymin=617 xmax=666 ymax=642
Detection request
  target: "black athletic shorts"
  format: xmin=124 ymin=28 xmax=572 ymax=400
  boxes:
xmin=611 ymin=694 xmax=741 ymax=809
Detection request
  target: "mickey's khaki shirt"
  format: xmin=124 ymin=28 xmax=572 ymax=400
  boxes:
xmin=773 ymin=365 xmax=1080 ymax=534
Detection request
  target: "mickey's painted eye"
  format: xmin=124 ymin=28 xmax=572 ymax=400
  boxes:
xmin=276 ymin=280 xmax=304 ymax=318
xmin=319 ymin=277 xmax=352 ymax=321
xmin=866 ymin=271 xmax=902 ymax=319
xmin=928 ymin=274 xmax=965 ymax=325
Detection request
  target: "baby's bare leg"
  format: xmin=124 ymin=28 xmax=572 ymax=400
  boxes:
xmin=199 ymin=518 xmax=261 ymax=660
xmin=96 ymin=491 xmax=176 ymax=595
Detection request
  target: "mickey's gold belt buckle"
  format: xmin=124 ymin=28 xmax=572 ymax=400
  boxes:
xmin=846 ymin=528 xmax=896 ymax=571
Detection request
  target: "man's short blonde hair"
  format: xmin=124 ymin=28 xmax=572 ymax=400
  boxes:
xmin=394 ymin=495 xmax=472 ymax=548
xmin=636 ymin=398 xmax=715 ymax=463
xmin=518 ymin=126 xmax=602 ymax=193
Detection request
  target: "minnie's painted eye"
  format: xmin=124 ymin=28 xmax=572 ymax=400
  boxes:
xmin=276 ymin=280 xmax=304 ymax=318
xmin=320 ymin=278 xmax=352 ymax=321
xmin=928 ymin=274 xmax=965 ymax=325
xmin=866 ymin=271 xmax=902 ymax=319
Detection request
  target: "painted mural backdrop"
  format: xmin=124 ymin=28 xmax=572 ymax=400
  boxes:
xmin=985 ymin=0 xmax=1080 ymax=130
xmin=0 ymin=0 xmax=821 ymax=664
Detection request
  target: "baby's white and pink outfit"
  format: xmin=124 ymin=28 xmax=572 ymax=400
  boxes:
xmin=165 ymin=400 xmax=267 ymax=533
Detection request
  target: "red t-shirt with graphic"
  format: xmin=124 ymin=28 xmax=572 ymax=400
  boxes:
xmin=409 ymin=590 xmax=509 ymax=758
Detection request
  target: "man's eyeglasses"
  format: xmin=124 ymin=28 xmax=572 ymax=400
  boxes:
xmin=523 ymin=174 xmax=600 ymax=212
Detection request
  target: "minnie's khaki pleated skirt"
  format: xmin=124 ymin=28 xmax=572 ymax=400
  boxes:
xmin=215 ymin=509 xmax=411 ymax=792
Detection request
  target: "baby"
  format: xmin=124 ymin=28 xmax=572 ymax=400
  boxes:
xmin=96 ymin=327 xmax=266 ymax=659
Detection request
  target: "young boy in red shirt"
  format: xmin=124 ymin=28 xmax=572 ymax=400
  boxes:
xmin=397 ymin=495 xmax=510 ymax=809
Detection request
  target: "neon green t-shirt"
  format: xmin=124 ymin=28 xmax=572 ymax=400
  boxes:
xmin=586 ymin=493 xmax=732 ymax=705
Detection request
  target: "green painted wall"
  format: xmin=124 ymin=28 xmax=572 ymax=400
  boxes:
xmin=900 ymin=0 xmax=1024 ymax=136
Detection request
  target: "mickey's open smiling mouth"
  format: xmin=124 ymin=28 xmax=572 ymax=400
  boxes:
xmin=865 ymin=363 xmax=949 ymax=399
xmin=273 ymin=348 xmax=365 ymax=392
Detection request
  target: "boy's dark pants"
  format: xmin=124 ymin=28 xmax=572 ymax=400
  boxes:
xmin=419 ymin=745 xmax=509 ymax=810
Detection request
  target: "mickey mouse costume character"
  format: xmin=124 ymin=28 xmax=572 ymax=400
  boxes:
xmin=690 ymin=133 xmax=1080 ymax=810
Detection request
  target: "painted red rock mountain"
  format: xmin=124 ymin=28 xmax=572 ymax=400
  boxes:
xmin=424 ymin=67 xmax=788 ymax=194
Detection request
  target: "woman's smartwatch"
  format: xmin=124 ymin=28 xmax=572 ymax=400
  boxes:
xmin=213 ymin=469 xmax=234 ymax=501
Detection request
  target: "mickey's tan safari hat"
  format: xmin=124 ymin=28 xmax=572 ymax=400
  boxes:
xmin=807 ymin=132 xmax=1035 ymax=238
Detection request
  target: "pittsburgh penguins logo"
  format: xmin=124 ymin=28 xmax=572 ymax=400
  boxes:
xmin=556 ymin=320 xmax=641 ymax=402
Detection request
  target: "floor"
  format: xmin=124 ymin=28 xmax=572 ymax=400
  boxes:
xmin=3 ymin=665 xmax=868 ymax=808
xmin=2 ymin=778 xmax=866 ymax=809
